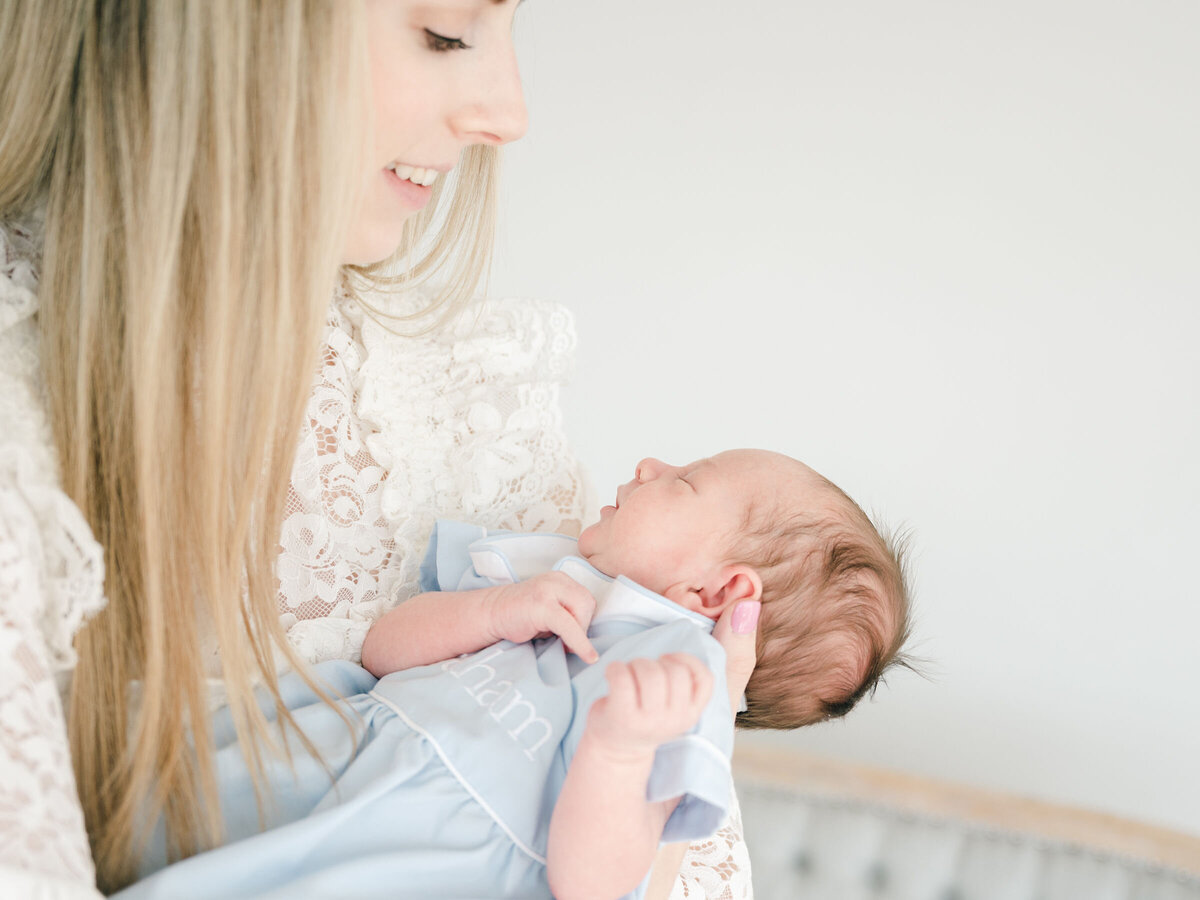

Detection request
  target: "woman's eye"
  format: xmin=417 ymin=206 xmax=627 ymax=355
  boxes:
xmin=424 ymin=29 xmax=471 ymax=52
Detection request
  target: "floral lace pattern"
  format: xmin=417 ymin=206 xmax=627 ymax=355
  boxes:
xmin=277 ymin=287 xmax=592 ymax=666
xmin=1 ymin=215 xmax=104 ymax=896
xmin=0 ymin=213 xmax=106 ymax=677
xmin=670 ymin=788 xmax=754 ymax=900
xmin=274 ymin=295 xmax=396 ymax=665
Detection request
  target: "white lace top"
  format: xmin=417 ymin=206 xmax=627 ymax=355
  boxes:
xmin=0 ymin=216 xmax=751 ymax=899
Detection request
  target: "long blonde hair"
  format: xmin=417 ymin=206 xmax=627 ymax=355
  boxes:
xmin=0 ymin=0 xmax=499 ymax=891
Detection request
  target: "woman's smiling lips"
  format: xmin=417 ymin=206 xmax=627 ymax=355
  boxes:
xmin=384 ymin=166 xmax=433 ymax=210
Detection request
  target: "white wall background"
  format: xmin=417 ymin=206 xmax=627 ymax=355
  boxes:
xmin=489 ymin=1 xmax=1200 ymax=838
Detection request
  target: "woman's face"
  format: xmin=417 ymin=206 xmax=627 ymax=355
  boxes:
xmin=343 ymin=0 xmax=527 ymax=265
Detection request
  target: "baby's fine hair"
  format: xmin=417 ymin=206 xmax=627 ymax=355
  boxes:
xmin=733 ymin=476 xmax=913 ymax=730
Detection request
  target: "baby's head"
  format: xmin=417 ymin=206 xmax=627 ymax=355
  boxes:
xmin=578 ymin=449 xmax=911 ymax=730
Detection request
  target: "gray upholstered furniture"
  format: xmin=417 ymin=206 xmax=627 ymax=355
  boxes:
xmin=734 ymin=742 xmax=1200 ymax=900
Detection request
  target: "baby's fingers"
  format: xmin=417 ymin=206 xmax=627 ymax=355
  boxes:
xmin=557 ymin=581 xmax=597 ymax=632
xmin=603 ymin=661 xmax=636 ymax=710
xmin=547 ymin=605 xmax=599 ymax=664
xmin=659 ymin=653 xmax=714 ymax=710
xmin=634 ymin=657 xmax=678 ymax=710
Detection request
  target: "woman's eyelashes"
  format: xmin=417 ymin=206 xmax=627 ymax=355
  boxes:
xmin=424 ymin=29 xmax=471 ymax=52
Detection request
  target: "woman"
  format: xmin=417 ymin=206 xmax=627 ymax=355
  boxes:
xmin=0 ymin=2 xmax=756 ymax=897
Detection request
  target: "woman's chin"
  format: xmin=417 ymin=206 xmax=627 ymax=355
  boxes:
xmin=341 ymin=213 xmax=411 ymax=267
xmin=341 ymin=232 xmax=402 ymax=267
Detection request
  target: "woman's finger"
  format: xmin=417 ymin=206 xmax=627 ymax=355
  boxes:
xmin=711 ymin=600 xmax=760 ymax=718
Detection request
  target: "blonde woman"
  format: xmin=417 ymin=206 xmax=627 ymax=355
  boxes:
xmin=0 ymin=2 xmax=757 ymax=898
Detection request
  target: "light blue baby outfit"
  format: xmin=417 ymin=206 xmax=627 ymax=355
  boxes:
xmin=118 ymin=522 xmax=733 ymax=900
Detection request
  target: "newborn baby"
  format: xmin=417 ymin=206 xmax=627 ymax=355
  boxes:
xmin=121 ymin=450 xmax=912 ymax=900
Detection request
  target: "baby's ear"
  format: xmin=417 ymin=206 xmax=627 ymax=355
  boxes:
xmin=707 ymin=565 xmax=763 ymax=612
xmin=666 ymin=566 xmax=762 ymax=620
xmin=663 ymin=584 xmax=710 ymax=617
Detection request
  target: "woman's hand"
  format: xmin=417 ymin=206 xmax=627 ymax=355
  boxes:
xmin=713 ymin=599 xmax=760 ymax=717
xmin=642 ymin=599 xmax=759 ymax=900
xmin=484 ymin=572 xmax=600 ymax=663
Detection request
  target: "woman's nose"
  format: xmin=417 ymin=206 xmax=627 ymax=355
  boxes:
xmin=452 ymin=46 xmax=528 ymax=146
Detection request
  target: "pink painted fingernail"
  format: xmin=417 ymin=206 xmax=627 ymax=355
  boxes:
xmin=732 ymin=601 xmax=761 ymax=634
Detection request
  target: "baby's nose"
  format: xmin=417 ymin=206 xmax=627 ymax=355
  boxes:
xmin=635 ymin=458 xmax=668 ymax=482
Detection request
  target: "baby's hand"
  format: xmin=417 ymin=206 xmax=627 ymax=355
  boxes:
xmin=586 ymin=654 xmax=714 ymax=759
xmin=485 ymin=572 xmax=599 ymax=663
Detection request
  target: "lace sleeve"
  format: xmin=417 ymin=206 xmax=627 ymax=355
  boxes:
xmin=670 ymin=786 xmax=754 ymax=899
xmin=0 ymin=215 xmax=106 ymax=898
xmin=0 ymin=482 xmax=102 ymax=898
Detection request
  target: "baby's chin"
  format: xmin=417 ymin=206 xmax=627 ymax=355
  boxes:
xmin=575 ymin=537 xmax=621 ymax=581
xmin=577 ymin=511 xmax=616 ymax=557
xmin=576 ymin=522 xmax=599 ymax=557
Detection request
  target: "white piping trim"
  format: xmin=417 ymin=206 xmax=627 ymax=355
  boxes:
xmin=368 ymin=689 xmax=548 ymax=866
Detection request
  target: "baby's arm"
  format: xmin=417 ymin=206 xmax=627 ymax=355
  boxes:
xmin=361 ymin=573 xmax=599 ymax=676
xmin=546 ymin=654 xmax=714 ymax=900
